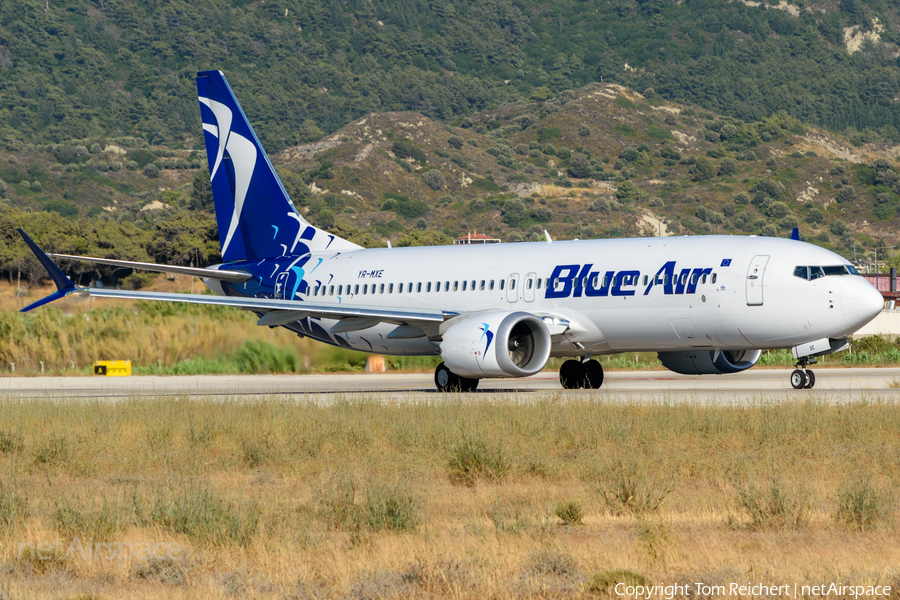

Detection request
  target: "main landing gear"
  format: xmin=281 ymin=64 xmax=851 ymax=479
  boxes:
xmin=434 ymin=362 xmax=479 ymax=393
xmin=790 ymin=357 xmax=817 ymax=390
xmin=559 ymin=358 xmax=604 ymax=390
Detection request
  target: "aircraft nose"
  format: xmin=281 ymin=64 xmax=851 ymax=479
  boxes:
xmin=841 ymin=278 xmax=884 ymax=331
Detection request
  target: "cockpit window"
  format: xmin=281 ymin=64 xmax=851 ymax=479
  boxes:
xmin=794 ymin=265 xmax=858 ymax=280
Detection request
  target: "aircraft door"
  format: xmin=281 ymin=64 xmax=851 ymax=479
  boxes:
xmin=523 ymin=272 xmax=536 ymax=302
xmin=274 ymin=271 xmax=289 ymax=300
xmin=746 ymin=255 xmax=769 ymax=306
xmin=507 ymin=273 xmax=519 ymax=303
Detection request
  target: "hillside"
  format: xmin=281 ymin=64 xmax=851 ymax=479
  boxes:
xmin=1 ymin=79 xmax=900 ymax=284
xmin=273 ymin=82 xmax=900 ymax=259
xmin=1 ymin=0 xmax=900 ymax=149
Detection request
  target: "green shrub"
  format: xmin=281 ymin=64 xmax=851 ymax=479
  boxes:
xmin=597 ymin=458 xmax=674 ymax=516
xmin=149 ymin=485 xmax=259 ymax=546
xmin=365 ymin=481 xmax=420 ymax=533
xmin=555 ymin=500 xmax=583 ymax=525
xmin=836 ymin=478 xmax=894 ymax=531
xmin=449 ymin=438 xmax=511 ymax=485
xmin=587 ymin=569 xmax=652 ymax=594
xmin=732 ymin=472 xmax=809 ymax=530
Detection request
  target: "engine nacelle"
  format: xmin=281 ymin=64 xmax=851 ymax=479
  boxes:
xmin=658 ymin=349 xmax=762 ymax=375
xmin=440 ymin=311 xmax=551 ymax=378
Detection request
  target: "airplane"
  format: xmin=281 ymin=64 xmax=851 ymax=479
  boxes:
xmin=17 ymin=70 xmax=884 ymax=392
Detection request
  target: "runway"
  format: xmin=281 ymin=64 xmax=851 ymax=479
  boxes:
xmin=0 ymin=367 xmax=898 ymax=403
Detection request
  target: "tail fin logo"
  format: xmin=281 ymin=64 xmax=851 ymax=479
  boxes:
xmin=198 ymin=96 xmax=258 ymax=258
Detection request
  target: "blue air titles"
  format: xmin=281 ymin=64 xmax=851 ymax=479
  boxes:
xmin=545 ymin=261 xmax=714 ymax=299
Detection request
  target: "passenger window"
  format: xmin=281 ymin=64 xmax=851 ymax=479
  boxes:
xmin=510 ymin=279 xmax=516 ymax=290
xmin=690 ymin=273 xmax=697 ymax=285
xmin=329 ymin=285 xmax=334 ymax=295
xmin=500 ymin=280 xmax=505 ymax=290
xmin=338 ymin=285 xmax=342 ymax=295
xmin=480 ymin=280 xmax=485 ymax=290
xmin=407 ymin=283 xmax=413 ymax=293
xmin=711 ymin=274 xmax=716 ymax=284
xmin=536 ymin=279 xmax=541 ymax=290
xmin=490 ymin=280 xmax=495 ymax=290
xmin=453 ymin=281 xmax=459 ymax=291
xmin=353 ymin=284 xmax=359 ymax=294
xmin=593 ymin=275 xmax=599 ymax=287
xmin=379 ymin=283 xmax=384 ymax=293
xmin=603 ymin=275 xmax=609 ymax=287
xmin=527 ymin=279 xmax=533 ymax=290
xmin=643 ymin=275 xmax=648 ymax=286
xmin=471 ymin=280 xmax=476 ymax=290
xmin=388 ymin=283 xmax=393 ymax=293
xmin=417 ymin=282 xmax=422 ymax=293
xmin=701 ymin=274 xmax=707 ymax=284
xmin=462 ymin=281 xmax=467 ymax=291
xmin=426 ymin=282 xmax=432 ymax=292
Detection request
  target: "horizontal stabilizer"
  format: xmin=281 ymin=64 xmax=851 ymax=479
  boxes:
xmin=48 ymin=253 xmax=251 ymax=283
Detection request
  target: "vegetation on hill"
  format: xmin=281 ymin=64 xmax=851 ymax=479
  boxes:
xmin=1 ymin=0 xmax=900 ymax=150
xmin=2 ymin=80 xmax=900 ymax=286
xmin=1 ymin=0 xmax=900 ymax=287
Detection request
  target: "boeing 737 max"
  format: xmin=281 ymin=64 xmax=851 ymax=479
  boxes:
xmin=17 ymin=71 xmax=884 ymax=391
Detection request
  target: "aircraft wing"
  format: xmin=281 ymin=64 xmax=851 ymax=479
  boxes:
xmin=16 ymin=229 xmax=448 ymax=326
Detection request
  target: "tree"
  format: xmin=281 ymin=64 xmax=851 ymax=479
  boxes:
xmin=568 ymin=153 xmax=592 ymax=179
xmin=836 ymin=186 xmax=856 ymax=203
xmin=718 ymin=158 xmax=737 ymax=175
xmin=422 ymin=169 xmax=446 ymax=191
xmin=691 ymin=157 xmax=715 ymax=181
xmin=501 ymin=198 xmax=526 ymax=227
xmin=190 ymin=169 xmax=214 ymax=211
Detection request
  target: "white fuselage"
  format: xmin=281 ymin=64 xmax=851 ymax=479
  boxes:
xmin=209 ymin=235 xmax=884 ymax=358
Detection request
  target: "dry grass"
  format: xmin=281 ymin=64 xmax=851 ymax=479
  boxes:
xmin=0 ymin=396 xmax=899 ymax=599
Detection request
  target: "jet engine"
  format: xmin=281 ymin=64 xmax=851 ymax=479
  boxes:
xmin=658 ymin=349 xmax=762 ymax=375
xmin=440 ymin=311 xmax=551 ymax=378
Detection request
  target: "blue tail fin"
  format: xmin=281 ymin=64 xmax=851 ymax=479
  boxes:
xmin=196 ymin=70 xmax=360 ymax=262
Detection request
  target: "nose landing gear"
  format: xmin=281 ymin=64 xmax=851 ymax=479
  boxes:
xmin=790 ymin=357 xmax=816 ymax=389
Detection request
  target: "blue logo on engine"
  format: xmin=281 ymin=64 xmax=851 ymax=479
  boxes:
xmin=479 ymin=323 xmax=494 ymax=355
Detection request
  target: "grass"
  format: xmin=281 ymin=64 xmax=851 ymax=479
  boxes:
xmin=0 ymin=397 xmax=898 ymax=597
xmin=836 ymin=478 xmax=895 ymax=531
xmin=732 ymin=471 xmax=811 ymax=530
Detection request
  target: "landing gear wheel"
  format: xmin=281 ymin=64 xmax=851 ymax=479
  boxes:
xmin=560 ymin=359 xmax=585 ymax=389
xmin=435 ymin=363 xmax=460 ymax=392
xmin=434 ymin=363 xmax=479 ymax=392
xmin=584 ymin=359 xmax=604 ymax=389
xmin=790 ymin=369 xmax=808 ymax=390
xmin=459 ymin=377 xmax=479 ymax=393
xmin=804 ymin=370 xmax=816 ymax=389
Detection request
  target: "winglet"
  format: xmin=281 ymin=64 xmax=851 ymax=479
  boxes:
xmin=17 ymin=229 xmax=79 ymax=312
xmin=790 ymin=227 xmax=800 ymax=241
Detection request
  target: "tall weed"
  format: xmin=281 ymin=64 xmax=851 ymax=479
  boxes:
xmin=836 ymin=477 xmax=894 ymax=531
